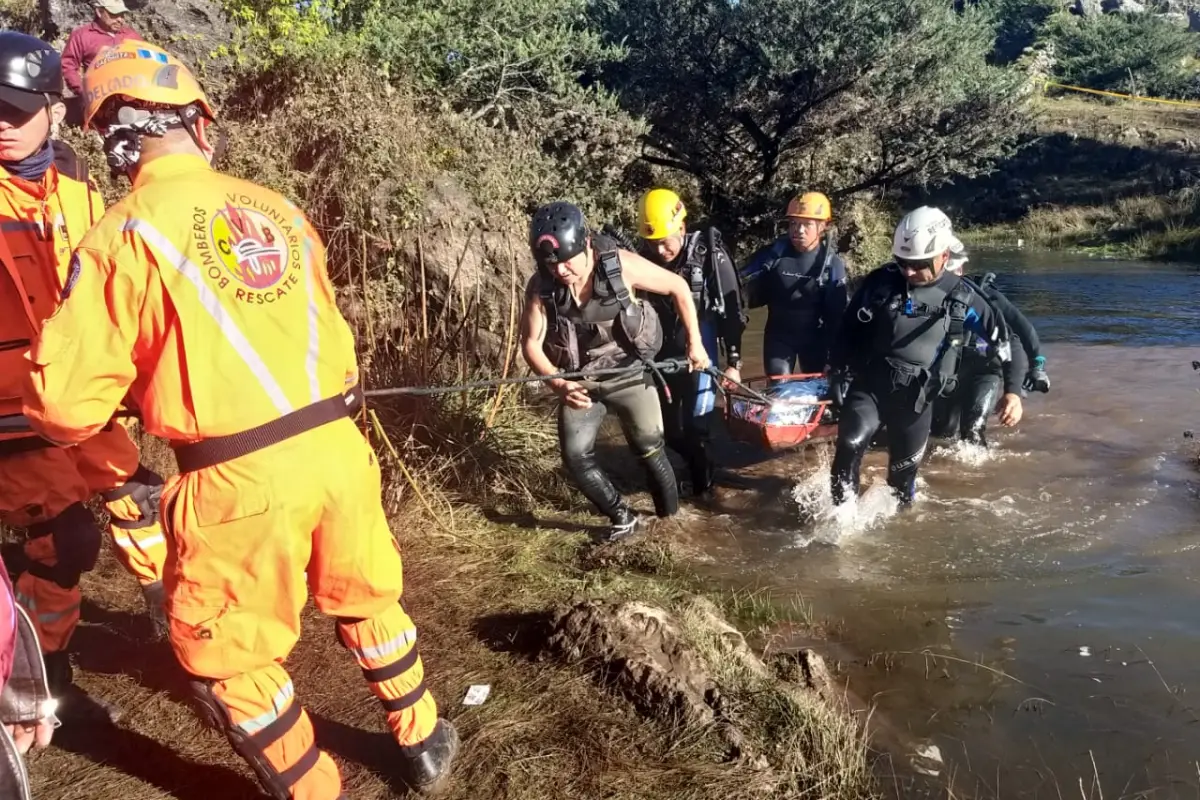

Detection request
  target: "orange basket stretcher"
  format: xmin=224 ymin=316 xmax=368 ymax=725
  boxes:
xmin=723 ymin=373 xmax=839 ymax=452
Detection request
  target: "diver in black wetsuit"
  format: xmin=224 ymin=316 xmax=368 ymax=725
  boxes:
xmin=739 ymin=191 xmax=849 ymax=377
xmin=931 ymin=244 xmax=1051 ymax=447
xmin=636 ymin=188 xmax=746 ymax=499
xmin=828 ymin=207 xmax=1026 ymax=506
xmin=520 ymin=201 xmax=712 ymax=540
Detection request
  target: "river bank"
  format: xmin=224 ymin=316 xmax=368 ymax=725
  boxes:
xmin=922 ymin=94 xmax=1200 ymax=262
xmin=25 ymin=415 xmax=889 ymax=800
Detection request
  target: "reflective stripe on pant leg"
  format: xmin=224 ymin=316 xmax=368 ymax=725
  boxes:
xmin=337 ymin=602 xmax=438 ymax=747
xmin=104 ymin=513 xmax=167 ymax=587
xmin=13 ymin=537 xmax=80 ymax=654
xmin=102 ymin=465 xmax=167 ymax=586
xmin=190 ymin=666 xmax=342 ymax=800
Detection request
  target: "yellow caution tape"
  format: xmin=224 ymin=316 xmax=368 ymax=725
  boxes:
xmin=1043 ymin=79 xmax=1200 ymax=110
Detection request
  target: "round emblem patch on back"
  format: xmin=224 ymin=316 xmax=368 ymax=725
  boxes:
xmin=211 ymin=205 xmax=288 ymax=290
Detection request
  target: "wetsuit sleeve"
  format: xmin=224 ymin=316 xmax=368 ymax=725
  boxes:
xmin=991 ymin=290 xmax=1041 ymax=362
xmin=964 ymin=291 xmax=1024 ymax=396
xmin=738 ymin=242 xmax=776 ymax=309
xmin=713 ymin=246 xmax=745 ymax=364
xmin=22 ymin=246 xmax=146 ymax=445
xmin=820 ymin=254 xmax=850 ymax=368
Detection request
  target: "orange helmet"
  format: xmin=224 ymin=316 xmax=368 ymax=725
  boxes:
xmin=785 ymin=191 xmax=832 ymax=222
xmin=81 ymin=40 xmax=213 ymax=131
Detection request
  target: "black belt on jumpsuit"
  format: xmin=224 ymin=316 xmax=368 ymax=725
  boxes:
xmin=172 ymin=388 xmax=363 ymax=474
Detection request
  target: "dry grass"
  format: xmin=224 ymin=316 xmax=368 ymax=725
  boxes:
xmin=17 ymin=36 xmax=877 ymax=800
xmin=964 ymin=188 xmax=1200 ymax=260
xmin=954 ymin=95 xmax=1200 ymax=260
xmin=23 ymin=466 xmax=878 ymax=800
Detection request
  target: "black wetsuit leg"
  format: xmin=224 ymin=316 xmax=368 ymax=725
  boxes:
xmin=959 ymin=371 xmax=1003 ymax=447
xmin=881 ymin=383 xmax=933 ymax=504
xmin=560 ymin=380 xmax=679 ymax=520
xmin=559 ymin=393 xmax=625 ymax=522
xmin=610 ymin=380 xmax=679 ymax=517
xmin=831 ymin=378 xmax=884 ymax=505
xmin=763 ymin=330 xmax=798 ymax=378
xmin=764 ymin=330 xmax=825 ymax=378
xmin=929 ymin=391 xmax=960 ymax=441
xmin=656 ymin=369 xmax=714 ymax=496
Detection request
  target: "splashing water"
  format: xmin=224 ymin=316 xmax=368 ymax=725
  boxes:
xmin=929 ymin=439 xmax=994 ymax=468
xmin=788 ymin=452 xmax=903 ymax=547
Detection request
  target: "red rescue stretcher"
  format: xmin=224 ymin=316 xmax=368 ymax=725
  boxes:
xmin=723 ymin=373 xmax=839 ymax=452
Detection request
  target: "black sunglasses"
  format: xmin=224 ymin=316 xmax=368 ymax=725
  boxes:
xmin=896 ymin=256 xmax=935 ymax=271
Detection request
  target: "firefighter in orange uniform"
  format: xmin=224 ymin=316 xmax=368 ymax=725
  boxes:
xmin=22 ymin=40 xmax=458 ymax=798
xmin=0 ymin=31 xmax=169 ymax=709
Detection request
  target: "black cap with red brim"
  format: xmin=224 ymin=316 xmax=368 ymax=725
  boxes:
xmin=0 ymin=84 xmax=46 ymax=115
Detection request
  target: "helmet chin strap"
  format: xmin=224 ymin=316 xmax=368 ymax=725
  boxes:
xmin=100 ymin=103 xmax=209 ymax=178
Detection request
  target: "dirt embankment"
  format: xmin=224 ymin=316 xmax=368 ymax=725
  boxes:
xmin=916 ymin=93 xmax=1200 ymax=261
xmin=28 ymin=472 xmax=897 ymax=800
xmin=0 ymin=4 xmax=917 ymax=799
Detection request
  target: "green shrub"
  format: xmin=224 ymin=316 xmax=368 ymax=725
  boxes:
xmin=358 ymin=0 xmax=623 ymax=128
xmin=984 ymin=0 xmax=1062 ymax=64
xmin=1046 ymin=12 xmax=1200 ymax=98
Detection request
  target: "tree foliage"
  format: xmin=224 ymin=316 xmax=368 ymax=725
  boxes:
xmin=1045 ymin=12 xmax=1200 ymax=98
xmin=358 ymin=0 xmax=623 ymax=128
xmin=983 ymin=0 xmax=1061 ymax=64
xmin=589 ymin=0 xmax=1030 ymax=238
xmin=219 ymin=0 xmax=341 ymax=58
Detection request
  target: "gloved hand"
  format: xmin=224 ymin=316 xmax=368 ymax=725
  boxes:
xmin=1023 ymin=355 xmax=1050 ymax=394
xmin=828 ymin=369 xmax=851 ymax=408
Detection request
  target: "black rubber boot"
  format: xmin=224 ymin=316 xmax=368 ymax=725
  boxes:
xmin=687 ymin=445 xmax=715 ymax=501
xmin=398 ymin=718 xmax=460 ymax=795
xmin=640 ymin=447 xmax=679 ymax=518
xmin=44 ymin=651 xmax=122 ymax=725
xmin=141 ymin=580 xmax=169 ymax=641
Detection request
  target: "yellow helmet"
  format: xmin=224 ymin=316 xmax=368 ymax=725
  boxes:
xmin=638 ymin=188 xmax=687 ymax=240
xmin=82 ymin=40 xmax=214 ymax=131
xmin=785 ymin=191 xmax=832 ymax=222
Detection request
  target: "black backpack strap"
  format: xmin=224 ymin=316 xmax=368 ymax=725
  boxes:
xmin=537 ymin=274 xmax=561 ymax=332
xmin=816 ymin=233 xmax=836 ymax=287
xmin=922 ymin=276 xmax=971 ymax=409
xmin=597 ymin=246 xmax=634 ymax=315
xmin=706 ymin=226 xmax=726 ymax=316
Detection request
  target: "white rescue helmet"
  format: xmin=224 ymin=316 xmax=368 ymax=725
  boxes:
xmin=893 ymin=206 xmax=955 ymax=261
xmin=946 ymin=236 xmax=968 ymax=274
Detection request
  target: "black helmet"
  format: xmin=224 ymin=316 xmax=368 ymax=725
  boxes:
xmin=530 ymin=201 xmax=589 ymax=270
xmin=0 ymin=32 xmax=63 ymax=114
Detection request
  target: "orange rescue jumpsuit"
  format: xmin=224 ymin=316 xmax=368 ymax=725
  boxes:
xmin=0 ymin=140 xmax=166 ymax=655
xmin=23 ymin=152 xmax=439 ymax=800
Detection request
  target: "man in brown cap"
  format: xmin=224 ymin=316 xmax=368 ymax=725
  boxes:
xmin=60 ymin=0 xmax=144 ymax=100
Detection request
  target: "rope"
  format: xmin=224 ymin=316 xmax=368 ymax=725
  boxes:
xmin=362 ymin=359 xmax=688 ymax=397
xmin=1043 ymin=79 xmax=1200 ymax=110
xmin=0 ymin=359 xmax=693 ymax=433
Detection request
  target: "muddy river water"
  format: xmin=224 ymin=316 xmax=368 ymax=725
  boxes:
xmin=690 ymin=249 xmax=1200 ymax=797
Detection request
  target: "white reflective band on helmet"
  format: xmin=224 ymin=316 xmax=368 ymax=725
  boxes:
xmin=124 ymin=219 xmax=295 ymax=416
